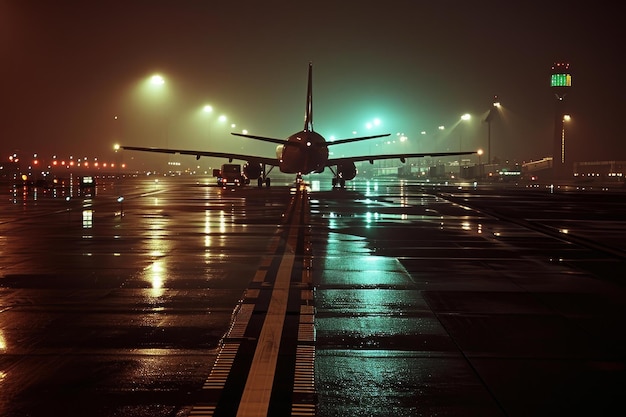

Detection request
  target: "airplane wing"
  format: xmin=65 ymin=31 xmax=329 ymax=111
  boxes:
xmin=120 ymin=146 xmax=278 ymax=166
xmin=230 ymin=133 xmax=285 ymax=145
xmin=325 ymin=134 xmax=391 ymax=145
xmin=230 ymin=132 xmax=391 ymax=147
xmin=327 ymin=150 xmax=477 ymax=166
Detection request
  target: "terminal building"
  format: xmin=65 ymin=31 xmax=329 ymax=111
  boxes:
xmin=573 ymin=161 xmax=626 ymax=183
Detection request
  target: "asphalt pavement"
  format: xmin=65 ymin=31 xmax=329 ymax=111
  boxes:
xmin=1 ymin=176 xmax=625 ymax=417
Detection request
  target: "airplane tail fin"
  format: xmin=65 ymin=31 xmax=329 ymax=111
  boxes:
xmin=304 ymin=62 xmax=313 ymax=132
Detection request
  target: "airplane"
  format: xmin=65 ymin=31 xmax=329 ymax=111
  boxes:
xmin=121 ymin=63 xmax=476 ymax=188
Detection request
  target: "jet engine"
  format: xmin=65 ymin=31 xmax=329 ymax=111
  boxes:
xmin=336 ymin=162 xmax=357 ymax=180
xmin=243 ymin=161 xmax=263 ymax=179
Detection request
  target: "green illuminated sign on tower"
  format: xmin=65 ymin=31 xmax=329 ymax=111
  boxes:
xmin=551 ymin=73 xmax=572 ymax=87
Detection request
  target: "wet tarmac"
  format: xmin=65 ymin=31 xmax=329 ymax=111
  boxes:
xmin=1 ymin=176 xmax=625 ymax=416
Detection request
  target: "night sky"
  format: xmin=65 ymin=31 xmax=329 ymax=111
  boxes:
xmin=2 ymin=1 xmax=624 ymax=169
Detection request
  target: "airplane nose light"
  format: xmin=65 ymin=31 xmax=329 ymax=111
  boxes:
xmin=306 ymin=142 xmax=311 ymax=147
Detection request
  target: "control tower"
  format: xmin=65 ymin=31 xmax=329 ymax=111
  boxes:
xmin=551 ymin=62 xmax=572 ymax=179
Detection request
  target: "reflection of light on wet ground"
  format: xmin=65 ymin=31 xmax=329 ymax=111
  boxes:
xmin=327 ymin=211 xmax=449 ymax=230
xmin=142 ymin=206 xmax=170 ymax=297
xmin=203 ymin=209 xmax=214 ymax=259
xmin=144 ymin=260 xmax=165 ymax=297
xmin=327 ymin=213 xmax=338 ymax=230
xmin=364 ymin=212 xmax=380 ymax=228
xmin=204 ymin=209 xmax=213 ymax=249
xmin=204 ymin=209 xmax=211 ymax=234
xmin=0 ymin=330 xmax=6 ymax=352
xmin=131 ymin=348 xmax=170 ymax=356
xmin=145 ymin=217 xmax=170 ymax=265
xmin=219 ymin=210 xmax=227 ymax=233
xmin=80 ymin=197 xmax=94 ymax=231
xmin=82 ymin=209 xmax=93 ymax=228
xmin=317 ymin=251 xmax=439 ymax=416
xmin=364 ymin=180 xmax=379 ymax=197
xmin=309 ymin=199 xmax=320 ymax=214
xmin=324 ymin=233 xmax=371 ymax=255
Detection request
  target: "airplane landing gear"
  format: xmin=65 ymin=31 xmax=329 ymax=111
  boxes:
xmin=332 ymin=177 xmax=346 ymax=188
xmin=257 ymin=177 xmax=271 ymax=188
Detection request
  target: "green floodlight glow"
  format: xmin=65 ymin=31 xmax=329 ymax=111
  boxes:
xmin=203 ymin=105 xmax=213 ymax=113
xmin=461 ymin=113 xmax=471 ymax=121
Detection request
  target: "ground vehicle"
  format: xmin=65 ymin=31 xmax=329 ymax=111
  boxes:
xmin=79 ymin=175 xmax=97 ymax=195
xmin=213 ymin=164 xmax=247 ymax=187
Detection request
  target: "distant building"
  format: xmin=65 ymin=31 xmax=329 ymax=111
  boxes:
xmin=522 ymin=157 xmax=553 ymax=180
xmin=573 ymin=161 xmax=626 ymax=183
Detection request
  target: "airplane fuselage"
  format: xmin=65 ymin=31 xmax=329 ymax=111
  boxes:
xmin=277 ymin=130 xmax=328 ymax=174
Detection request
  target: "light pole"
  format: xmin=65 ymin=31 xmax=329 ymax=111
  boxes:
xmin=149 ymin=74 xmax=167 ymax=147
xmin=484 ymin=97 xmax=500 ymax=165
xmin=113 ymin=143 xmax=121 ymax=178
xmin=459 ymin=113 xmax=471 ymax=168
xmin=202 ymin=104 xmax=214 ymax=143
xmin=477 ymin=149 xmax=483 ymax=179
xmin=147 ymin=73 xmax=171 ymax=172
xmin=551 ymin=62 xmax=571 ymax=180
xmin=560 ymin=114 xmax=571 ymax=166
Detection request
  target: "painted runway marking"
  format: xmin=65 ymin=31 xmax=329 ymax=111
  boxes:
xmin=236 ymin=252 xmax=296 ymax=417
xmin=190 ymin=187 xmax=316 ymax=417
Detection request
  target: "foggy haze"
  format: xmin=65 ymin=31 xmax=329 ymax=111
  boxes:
xmin=1 ymin=1 xmax=624 ymax=170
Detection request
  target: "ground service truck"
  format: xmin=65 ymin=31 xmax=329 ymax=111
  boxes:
xmin=213 ymin=164 xmax=248 ymax=187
